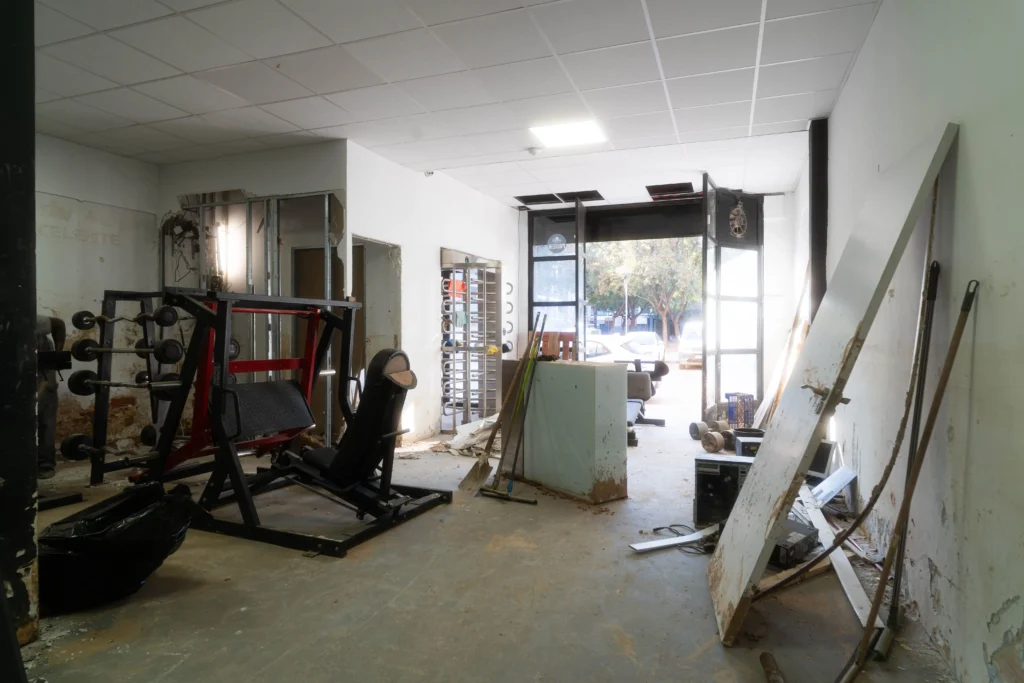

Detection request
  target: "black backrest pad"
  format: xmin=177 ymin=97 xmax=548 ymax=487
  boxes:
xmin=220 ymin=379 xmax=315 ymax=440
xmin=328 ymin=349 xmax=410 ymax=484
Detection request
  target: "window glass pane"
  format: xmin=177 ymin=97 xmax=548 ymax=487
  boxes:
xmin=720 ymin=247 xmax=758 ymax=297
xmin=720 ymin=353 xmax=758 ymax=400
xmin=533 ymin=260 xmax=576 ymax=302
xmin=720 ymin=300 xmax=758 ymax=349
xmin=533 ymin=215 xmax=576 ymax=257
xmin=707 ymin=243 xmax=718 ymax=296
xmin=705 ymin=297 xmax=717 ymax=350
xmin=705 ymin=352 xmax=717 ymax=411
xmin=533 ymin=305 xmax=576 ymax=333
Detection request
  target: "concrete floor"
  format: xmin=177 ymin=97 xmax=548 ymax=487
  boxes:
xmin=28 ymin=371 xmax=954 ymax=683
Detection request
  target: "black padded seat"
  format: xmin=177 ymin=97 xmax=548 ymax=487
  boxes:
xmin=299 ymin=349 xmax=415 ymax=487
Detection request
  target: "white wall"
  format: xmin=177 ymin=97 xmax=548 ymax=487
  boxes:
xmin=35 ymin=135 xmax=161 ymax=442
xmin=346 ymin=142 xmax=520 ymax=440
xmin=157 ymin=141 xmax=346 ymax=214
xmin=358 ymin=239 xmax=402 ymax=361
xmin=827 ymin=1 xmax=1024 ymax=679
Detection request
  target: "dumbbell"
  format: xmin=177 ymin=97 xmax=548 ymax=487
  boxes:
xmin=60 ymin=433 xmax=94 ymax=461
xmin=140 ymin=424 xmax=157 ymax=447
xmin=71 ymin=338 xmax=183 ymax=364
xmin=135 ymin=371 xmax=185 ymax=400
xmin=72 ymin=306 xmax=178 ymax=331
xmin=68 ymin=369 xmax=182 ymax=399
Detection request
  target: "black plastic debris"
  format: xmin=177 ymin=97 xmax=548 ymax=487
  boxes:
xmin=39 ymin=483 xmax=195 ymax=615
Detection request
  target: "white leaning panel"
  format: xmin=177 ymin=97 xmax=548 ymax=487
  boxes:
xmin=707 ymin=123 xmax=959 ymax=645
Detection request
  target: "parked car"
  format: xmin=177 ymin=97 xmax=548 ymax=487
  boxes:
xmin=676 ymin=321 xmax=703 ymax=369
xmin=622 ymin=331 xmax=665 ymax=361
xmin=585 ymin=333 xmax=664 ymax=363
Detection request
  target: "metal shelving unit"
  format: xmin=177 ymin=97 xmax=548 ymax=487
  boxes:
xmin=440 ymin=249 xmax=501 ymax=433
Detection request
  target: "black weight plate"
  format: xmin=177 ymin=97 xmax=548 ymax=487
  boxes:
xmin=135 ymin=370 xmax=150 ymax=384
xmin=71 ymin=311 xmax=96 ymax=331
xmin=228 ymin=337 xmax=240 ymax=360
xmin=153 ymin=338 xmax=184 ymax=364
xmin=71 ymin=338 xmax=100 ymax=362
xmin=68 ymin=369 xmax=98 ymax=396
xmin=140 ymin=424 xmax=157 ymax=447
xmin=153 ymin=305 xmax=178 ymax=327
xmin=135 ymin=339 xmax=149 ymax=359
xmin=60 ymin=433 xmax=93 ymax=461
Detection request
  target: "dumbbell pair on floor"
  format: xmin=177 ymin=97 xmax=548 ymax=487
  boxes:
xmin=72 ymin=305 xmax=180 ymax=330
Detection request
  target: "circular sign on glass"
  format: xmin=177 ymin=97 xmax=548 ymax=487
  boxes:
xmin=547 ymin=233 xmax=567 ymax=254
xmin=729 ymin=201 xmax=748 ymax=238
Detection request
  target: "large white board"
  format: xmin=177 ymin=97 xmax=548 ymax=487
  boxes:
xmin=708 ymin=123 xmax=959 ymax=644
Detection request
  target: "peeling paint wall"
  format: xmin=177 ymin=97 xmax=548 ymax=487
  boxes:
xmin=827 ymin=0 xmax=1024 ymax=679
xmin=35 ymin=136 xmax=160 ymax=448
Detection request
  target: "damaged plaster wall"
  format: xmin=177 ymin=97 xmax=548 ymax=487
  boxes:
xmin=826 ymin=0 xmax=1024 ymax=679
xmin=35 ymin=135 xmax=160 ymax=446
xmin=345 ymin=142 xmax=520 ymax=441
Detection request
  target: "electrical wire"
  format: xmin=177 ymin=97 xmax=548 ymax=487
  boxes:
xmin=650 ymin=524 xmax=707 ymax=555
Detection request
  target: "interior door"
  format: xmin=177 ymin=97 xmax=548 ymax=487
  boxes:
xmin=574 ymin=198 xmax=587 ymax=360
xmin=702 ymin=173 xmax=719 ymax=419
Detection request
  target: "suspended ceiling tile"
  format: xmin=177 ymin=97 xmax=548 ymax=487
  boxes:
xmin=35 ymin=116 xmax=87 ymax=138
xmin=415 ymin=103 xmax=525 ymax=138
xmin=36 ymin=99 xmax=134 ymax=131
xmin=344 ymin=29 xmax=464 ymax=82
xmin=753 ymin=90 xmax=835 ymax=124
xmin=34 ymin=2 xmax=93 ymax=46
xmin=506 ymin=93 xmax=590 ymax=127
xmin=42 ymin=35 xmax=181 ymax=84
xmin=201 ymin=106 xmax=300 ymax=136
xmin=83 ymin=138 xmax=149 ymax=157
xmin=657 ymin=25 xmax=759 ymax=78
xmin=187 ymin=0 xmax=331 ymax=59
xmin=767 ymin=0 xmax=875 ymax=20
xmin=756 ymin=53 xmax=853 ymax=97
xmin=674 ymin=100 xmax=751 ymax=132
xmin=39 ymin=0 xmax=170 ymax=30
xmin=376 ymin=129 xmax=532 ymax=164
xmin=35 ymin=53 xmax=117 ymax=96
xmin=397 ymin=72 xmax=496 ymax=112
xmin=751 ymin=120 xmax=809 ymax=135
xmin=95 ymin=124 xmax=189 ymax=151
xmin=74 ymin=88 xmax=189 ymax=124
xmin=133 ymin=75 xmax=250 ymax=115
xmin=134 ymin=150 xmax=176 ymax=164
xmin=151 ymin=115 xmax=249 ymax=143
xmin=260 ymin=96 xmax=358 ymax=129
xmin=270 ymin=46 xmax=384 ymax=95
xmin=157 ymin=0 xmax=223 ymax=9
xmin=601 ymin=111 xmax=675 ymax=141
xmin=761 ymin=4 xmax=876 ymax=64
xmin=433 ymin=11 xmax=550 ymax=69
xmin=666 ymin=68 xmax=755 ymax=109
xmin=412 ymin=149 xmax=535 ymax=170
xmin=561 ymin=42 xmax=660 ymax=91
xmin=326 ymin=85 xmax=426 ymax=121
xmin=110 ymin=16 xmax=253 ymax=73
xmin=646 ymin=0 xmax=762 ymax=38
xmin=472 ymin=58 xmax=574 ymax=103
xmin=584 ymin=81 xmax=670 ymax=119
xmin=404 ymin=0 xmax=523 ymax=25
xmin=314 ymin=115 xmax=434 ymax=146
xmin=613 ymin=134 xmax=680 ymax=150
xmin=204 ymin=138 xmax=271 ymax=157
xmin=280 ymin=0 xmax=420 ymax=43
xmin=36 ymin=88 xmax=61 ymax=103
xmin=198 ymin=62 xmax=313 ymax=105
xmin=530 ymin=0 xmax=651 ymax=55
xmin=256 ymin=131 xmax=326 ymax=148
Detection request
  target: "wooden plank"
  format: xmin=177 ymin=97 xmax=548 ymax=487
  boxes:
xmin=755 ymin=548 xmax=856 ymax=593
xmin=707 ymin=124 xmax=959 ymax=645
xmin=798 ymin=486 xmax=884 ymax=629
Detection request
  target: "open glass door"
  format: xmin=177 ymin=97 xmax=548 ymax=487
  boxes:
xmin=703 ymin=173 xmax=719 ymax=419
xmin=575 ymin=198 xmax=587 ymax=360
xmin=702 ymin=172 xmax=764 ymax=421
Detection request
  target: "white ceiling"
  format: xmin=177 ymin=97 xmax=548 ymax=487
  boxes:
xmin=34 ymin=0 xmax=879 ymax=205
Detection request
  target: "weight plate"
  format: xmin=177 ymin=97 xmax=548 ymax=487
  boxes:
xmin=153 ymin=305 xmax=178 ymax=327
xmin=689 ymin=421 xmax=708 ymax=440
xmin=71 ymin=311 xmax=96 ymax=331
xmin=135 ymin=370 xmax=150 ymax=384
xmin=228 ymin=337 xmax=240 ymax=360
xmin=135 ymin=339 xmax=149 ymax=359
xmin=153 ymin=338 xmax=184 ymax=364
xmin=71 ymin=338 xmax=100 ymax=362
xmin=722 ymin=429 xmax=736 ymax=450
xmin=227 ymin=373 xmax=238 ymax=385
xmin=140 ymin=424 xmax=157 ymax=447
xmin=702 ymin=431 xmax=725 ymax=453
xmin=712 ymin=420 xmax=731 ymax=433
xmin=68 ymin=369 xmax=98 ymax=396
xmin=60 ymin=433 xmax=93 ymax=461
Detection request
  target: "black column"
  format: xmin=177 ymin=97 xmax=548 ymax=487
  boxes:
xmin=809 ymin=118 xmax=829 ymax=321
xmin=0 ymin=0 xmax=38 ymax=646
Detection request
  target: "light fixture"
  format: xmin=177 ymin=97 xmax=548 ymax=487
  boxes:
xmin=529 ymin=120 xmax=606 ymax=148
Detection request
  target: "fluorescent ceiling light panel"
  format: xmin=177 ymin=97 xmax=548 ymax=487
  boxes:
xmin=530 ymin=120 xmax=606 ymax=148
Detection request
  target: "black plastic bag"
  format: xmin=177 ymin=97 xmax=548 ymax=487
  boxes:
xmin=39 ymin=483 xmax=195 ymax=615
